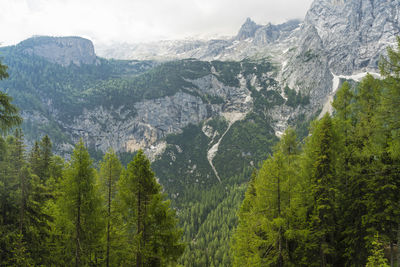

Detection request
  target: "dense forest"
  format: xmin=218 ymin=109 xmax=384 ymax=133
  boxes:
xmin=0 ymin=131 xmax=184 ymax=266
xmin=231 ymin=39 xmax=400 ymax=266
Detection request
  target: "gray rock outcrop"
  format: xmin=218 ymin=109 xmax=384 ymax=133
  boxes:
xmin=304 ymin=0 xmax=400 ymax=75
xmin=18 ymin=36 xmax=97 ymax=66
xmin=236 ymin=18 xmax=261 ymax=41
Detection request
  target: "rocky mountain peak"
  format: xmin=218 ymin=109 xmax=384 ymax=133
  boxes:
xmin=236 ymin=17 xmax=261 ymax=40
xmin=303 ymin=0 xmax=400 ymax=74
xmin=17 ymin=36 xmax=97 ymax=66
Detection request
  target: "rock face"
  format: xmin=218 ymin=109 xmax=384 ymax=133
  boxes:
xmin=236 ymin=18 xmax=261 ymax=41
xmin=64 ymin=72 xmax=254 ymax=157
xmin=303 ymin=0 xmax=400 ymax=75
xmin=17 ymin=36 xmax=97 ymax=66
xmin=67 ymin=92 xmax=209 ymax=153
xmin=281 ymin=0 xmax=400 ymax=111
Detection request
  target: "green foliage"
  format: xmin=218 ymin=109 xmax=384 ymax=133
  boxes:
xmin=231 ymin=128 xmax=301 ymax=266
xmin=98 ymin=149 xmax=123 ymax=267
xmin=366 ymin=234 xmax=390 ymax=267
xmin=0 ymin=128 xmax=186 ymax=266
xmin=118 ymin=150 xmax=185 ymax=266
xmin=232 ymin=44 xmax=400 ymax=265
xmin=0 ymin=60 xmax=21 ymax=133
xmin=284 ymin=85 xmax=310 ymax=108
xmin=213 ymin=114 xmax=277 ymax=180
xmin=53 ymin=139 xmax=105 ymax=266
xmin=177 ymin=170 xmax=250 ymax=267
xmin=152 ymin=123 xmax=215 ymax=195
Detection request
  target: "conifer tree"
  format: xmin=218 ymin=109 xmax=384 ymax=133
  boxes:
xmin=378 ymin=37 xmax=400 ymax=267
xmin=117 ymin=150 xmax=184 ymax=266
xmin=0 ymin=136 xmax=17 ymax=265
xmin=39 ymin=135 xmax=52 ymax=181
xmin=332 ymin=81 xmax=369 ymax=266
xmin=302 ymin=114 xmax=338 ymax=266
xmin=0 ymin=60 xmax=22 ymax=133
xmin=29 ymin=141 xmax=41 ymax=178
xmin=231 ymin=171 xmax=261 ymax=266
xmin=98 ymin=149 xmax=123 ymax=267
xmin=232 ymin=129 xmax=300 ymax=266
xmin=54 ymin=139 xmax=104 ymax=266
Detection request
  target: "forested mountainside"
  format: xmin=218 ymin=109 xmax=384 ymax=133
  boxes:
xmin=1 ymin=0 xmax=400 ymax=265
xmin=232 ymin=41 xmax=400 ymax=265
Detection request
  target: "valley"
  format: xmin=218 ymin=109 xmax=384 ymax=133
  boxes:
xmin=1 ymin=0 xmax=400 ymax=265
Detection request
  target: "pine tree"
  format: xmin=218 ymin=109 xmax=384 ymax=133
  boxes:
xmin=98 ymin=149 xmax=123 ymax=267
xmin=232 ymin=129 xmax=301 ymax=266
xmin=39 ymin=135 xmax=52 ymax=181
xmin=302 ymin=114 xmax=338 ymax=266
xmin=0 ymin=60 xmax=22 ymax=133
xmin=378 ymin=37 xmax=400 ymax=267
xmin=117 ymin=150 xmax=184 ymax=266
xmin=29 ymin=141 xmax=41 ymax=178
xmin=231 ymin=171 xmax=261 ymax=266
xmin=332 ymin=81 xmax=370 ymax=266
xmin=54 ymin=139 xmax=104 ymax=266
xmin=0 ymin=136 xmax=18 ymax=265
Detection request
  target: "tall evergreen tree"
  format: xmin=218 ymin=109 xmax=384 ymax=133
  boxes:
xmin=0 ymin=136 xmax=17 ymax=265
xmin=29 ymin=141 xmax=41 ymax=178
xmin=302 ymin=114 xmax=338 ymax=266
xmin=118 ymin=150 xmax=184 ymax=266
xmin=39 ymin=135 xmax=52 ymax=181
xmin=231 ymin=171 xmax=261 ymax=266
xmin=54 ymin=139 xmax=104 ymax=266
xmin=378 ymin=37 xmax=400 ymax=267
xmin=0 ymin=60 xmax=22 ymax=133
xmin=232 ymin=129 xmax=301 ymax=266
xmin=98 ymin=149 xmax=123 ymax=267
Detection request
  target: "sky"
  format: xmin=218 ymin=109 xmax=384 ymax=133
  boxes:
xmin=0 ymin=0 xmax=314 ymax=46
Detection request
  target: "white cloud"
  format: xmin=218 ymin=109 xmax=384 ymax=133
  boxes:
xmin=0 ymin=0 xmax=314 ymax=46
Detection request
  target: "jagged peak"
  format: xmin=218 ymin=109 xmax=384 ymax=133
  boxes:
xmin=236 ymin=17 xmax=261 ymax=40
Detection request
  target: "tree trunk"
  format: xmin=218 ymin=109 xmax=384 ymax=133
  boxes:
xmin=321 ymin=242 xmax=327 ymax=267
xmin=136 ymin=187 xmax=141 ymax=267
xmin=19 ymin=170 xmax=25 ymax=234
xmin=397 ymin=222 xmax=400 ymax=267
xmin=391 ymin=241 xmax=394 ymax=267
xmin=277 ymin=174 xmax=283 ymax=267
xmin=106 ymin=163 xmax=111 ymax=267
xmin=278 ymin=226 xmax=283 ymax=267
xmin=76 ymin=189 xmax=81 ymax=267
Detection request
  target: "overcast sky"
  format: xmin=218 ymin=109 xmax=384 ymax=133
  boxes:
xmin=0 ymin=0 xmax=314 ymax=46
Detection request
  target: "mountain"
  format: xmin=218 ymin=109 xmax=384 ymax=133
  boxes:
xmin=97 ymin=0 xmax=399 ymax=109
xmin=95 ymin=19 xmax=302 ymax=62
xmin=17 ymin=36 xmax=98 ymax=66
xmin=0 ymin=0 xmax=399 ymax=265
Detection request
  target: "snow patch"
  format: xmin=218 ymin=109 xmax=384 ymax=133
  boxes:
xmin=319 ymin=71 xmax=381 ymax=118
